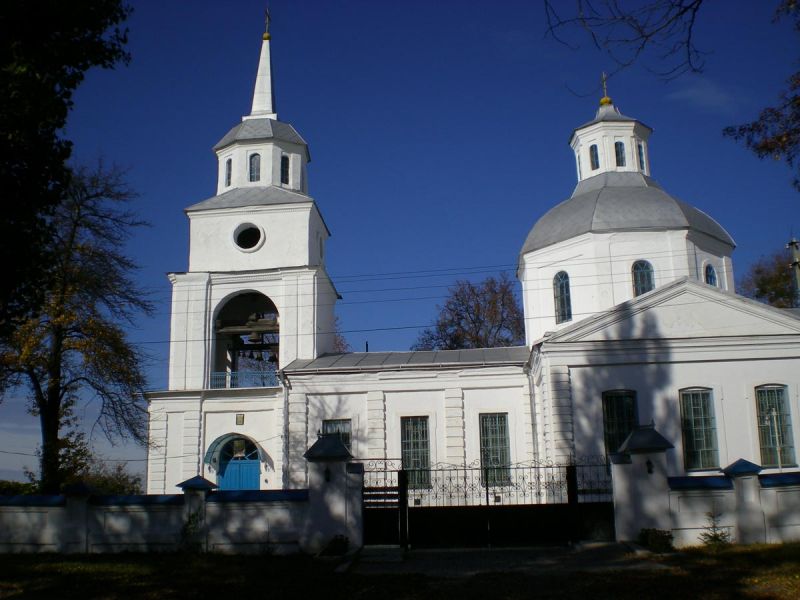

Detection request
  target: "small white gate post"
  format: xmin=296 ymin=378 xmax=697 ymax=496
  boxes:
xmin=302 ymin=434 xmax=363 ymax=554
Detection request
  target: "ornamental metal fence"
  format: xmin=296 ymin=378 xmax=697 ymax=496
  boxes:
xmin=361 ymin=458 xmax=612 ymax=508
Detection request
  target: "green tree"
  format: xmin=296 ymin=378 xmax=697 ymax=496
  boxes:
xmin=738 ymin=248 xmax=795 ymax=308
xmin=0 ymin=0 xmax=132 ymax=340
xmin=545 ymin=0 xmax=800 ymax=190
xmin=413 ymin=273 xmax=525 ymax=350
xmin=0 ymin=164 xmax=152 ymax=493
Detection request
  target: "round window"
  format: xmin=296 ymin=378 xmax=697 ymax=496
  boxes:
xmin=233 ymin=223 xmax=265 ymax=252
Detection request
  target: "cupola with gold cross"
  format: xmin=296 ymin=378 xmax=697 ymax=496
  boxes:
xmin=569 ymin=74 xmax=653 ymax=181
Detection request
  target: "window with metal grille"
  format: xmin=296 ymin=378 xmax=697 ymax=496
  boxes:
xmin=590 ymin=144 xmax=600 ymax=170
xmin=756 ymin=385 xmax=796 ymax=468
xmin=704 ymin=264 xmax=717 ymax=287
xmin=553 ymin=271 xmax=572 ymax=324
xmin=225 ymin=158 xmax=232 ymax=187
xmin=401 ymin=416 xmax=430 ymax=488
xmin=602 ymin=391 xmax=638 ymax=455
xmin=680 ymin=388 xmax=720 ymax=470
xmin=479 ymin=413 xmax=511 ymax=486
xmin=249 ymin=153 xmax=261 ymax=182
xmin=632 ymin=260 xmax=655 ymax=296
xmin=322 ymin=419 xmax=352 ymax=451
xmin=614 ymin=141 xmax=626 ymax=167
xmin=638 ymin=143 xmax=646 ymax=171
xmin=280 ymin=155 xmax=290 ymax=185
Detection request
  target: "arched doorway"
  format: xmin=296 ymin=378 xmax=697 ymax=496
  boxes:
xmin=216 ymin=437 xmax=261 ymax=490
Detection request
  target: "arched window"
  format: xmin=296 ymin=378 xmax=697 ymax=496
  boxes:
xmin=632 ymin=260 xmax=655 ymax=297
xmin=225 ymin=158 xmax=232 ymax=187
xmin=553 ymin=271 xmax=572 ymax=324
xmin=637 ymin=143 xmax=646 ymax=172
xmin=614 ymin=141 xmax=626 ymax=167
xmin=589 ymin=144 xmax=600 ymax=170
xmin=704 ymin=264 xmax=717 ymax=287
xmin=249 ymin=153 xmax=261 ymax=182
xmin=280 ymin=155 xmax=290 ymax=185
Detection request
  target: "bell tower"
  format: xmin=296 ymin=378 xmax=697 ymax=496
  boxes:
xmin=166 ymin=20 xmax=339 ymax=391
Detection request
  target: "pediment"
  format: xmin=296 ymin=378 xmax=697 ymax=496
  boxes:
xmin=549 ymin=279 xmax=800 ymax=343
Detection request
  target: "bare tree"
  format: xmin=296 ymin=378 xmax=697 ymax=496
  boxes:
xmin=412 ymin=273 xmax=525 ymax=350
xmin=545 ymin=1 xmax=800 ymax=190
xmin=0 ymin=164 xmax=152 ymax=493
xmin=545 ymin=0 xmax=707 ymax=79
xmin=332 ymin=316 xmax=352 ymax=353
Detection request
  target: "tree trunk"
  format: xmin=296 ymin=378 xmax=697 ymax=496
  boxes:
xmin=38 ymin=403 xmax=62 ymax=494
xmin=39 ymin=331 xmax=64 ymax=494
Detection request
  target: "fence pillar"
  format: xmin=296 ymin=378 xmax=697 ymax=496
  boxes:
xmin=177 ymin=475 xmax=217 ymax=552
xmin=566 ymin=465 xmax=580 ymax=543
xmin=610 ymin=423 xmax=675 ymax=542
xmin=723 ymin=459 xmax=766 ymax=544
xmin=398 ymin=469 xmax=408 ymax=551
xmin=62 ymin=483 xmax=92 ymax=553
xmin=303 ymin=434 xmax=362 ymax=555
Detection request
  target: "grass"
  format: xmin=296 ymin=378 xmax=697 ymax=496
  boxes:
xmin=0 ymin=543 xmax=798 ymax=599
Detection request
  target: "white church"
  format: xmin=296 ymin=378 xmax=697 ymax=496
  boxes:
xmin=145 ymin=20 xmax=800 ymax=523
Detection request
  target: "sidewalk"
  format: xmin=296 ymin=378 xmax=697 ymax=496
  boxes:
xmin=351 ymin=543 xmax=668 ymax=577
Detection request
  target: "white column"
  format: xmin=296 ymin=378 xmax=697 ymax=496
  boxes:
xmin=444 ymin=388 xmax=465 ymax=466
xmin=366 ymin=390 xmax=386 ymax=458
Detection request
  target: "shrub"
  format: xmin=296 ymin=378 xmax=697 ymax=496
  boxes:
xmin=639 ymin=528 xmax=674 ymax=553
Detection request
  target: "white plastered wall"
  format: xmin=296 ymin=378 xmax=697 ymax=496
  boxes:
xmin=520 ymin=229 xmax=733 ymax=344
xmin=537 ymin=339 xmax=800 ymax=475
xmin=188 ymin=204 xmax=317 ymax=272
xmin=287 ymin=366 xmax=532 ymax=485
xmin=215 ymin=139 xmax=307 ymax=194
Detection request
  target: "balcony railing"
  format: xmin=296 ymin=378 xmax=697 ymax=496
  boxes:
xmin=210 ymin=370 xmax=280 ymax=389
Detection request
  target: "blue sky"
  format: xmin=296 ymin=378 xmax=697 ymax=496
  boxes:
xmin=1 ymin=0 xmax=798 ymax=480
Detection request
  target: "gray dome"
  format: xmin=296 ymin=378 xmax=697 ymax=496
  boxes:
xmin=214 ymin=117 xmax=307 ymax=151
xmin=520 ymin=172 xmax=735 ymax=256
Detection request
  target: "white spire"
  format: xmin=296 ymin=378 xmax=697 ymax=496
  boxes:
xmin=245 ymin=11 xmax=277 ymax=121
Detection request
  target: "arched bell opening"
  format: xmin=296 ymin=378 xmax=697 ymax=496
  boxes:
xmin=210 ymin=292 xmax=280 ymax=389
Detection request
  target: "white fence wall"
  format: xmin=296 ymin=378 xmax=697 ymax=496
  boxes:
xmin=0 ymin=461 xmax=362 ymax=554
xmin=613 ymin=452 xmax=800 ymax=547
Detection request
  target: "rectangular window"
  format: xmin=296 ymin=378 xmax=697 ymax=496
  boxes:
xmin=602 ymin=391 xmax=637 ymax=455
xmin=637 ymin=143 xmax=646 ymax=172
xmin=756 ymin=386 xmax=796 ymax=467
xmin=680 ymin=389 xmax=719 ymax=470
xmin=401 ymin=416 xmax=430 ymax=488
xmin=479 ymin=413 xmax=511 ymax=486
xmin=280 ymin=155 xmax=290 ymax=185
xmin=322 ymin=418 xmax=352 ymax=451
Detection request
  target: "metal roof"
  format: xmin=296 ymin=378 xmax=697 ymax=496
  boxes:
xmin=284 ymin=346 xmax=531 ymax=374
xmin=213 ymin=118 xmax=307 ymax=151
xmin=520 ymin=171 xmax=735 ymax=256
xmin=185 ymin=186 xmax=313 ymax=212
xmin=571 ymin=102 xmax=652 ymax=138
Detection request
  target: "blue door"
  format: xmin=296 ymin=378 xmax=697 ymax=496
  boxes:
xmin=217 ymin=438 xmax=260 ymax=490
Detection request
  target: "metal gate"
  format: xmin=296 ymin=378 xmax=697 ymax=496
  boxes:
xmin=362 ymin=459 xmax=614 ymax=548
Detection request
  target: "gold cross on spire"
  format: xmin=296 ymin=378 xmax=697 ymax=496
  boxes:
xmin=263 ymin=7 xmax=272 ymax=40
xmin=600 ymin=72 xmax=612 ymax=106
